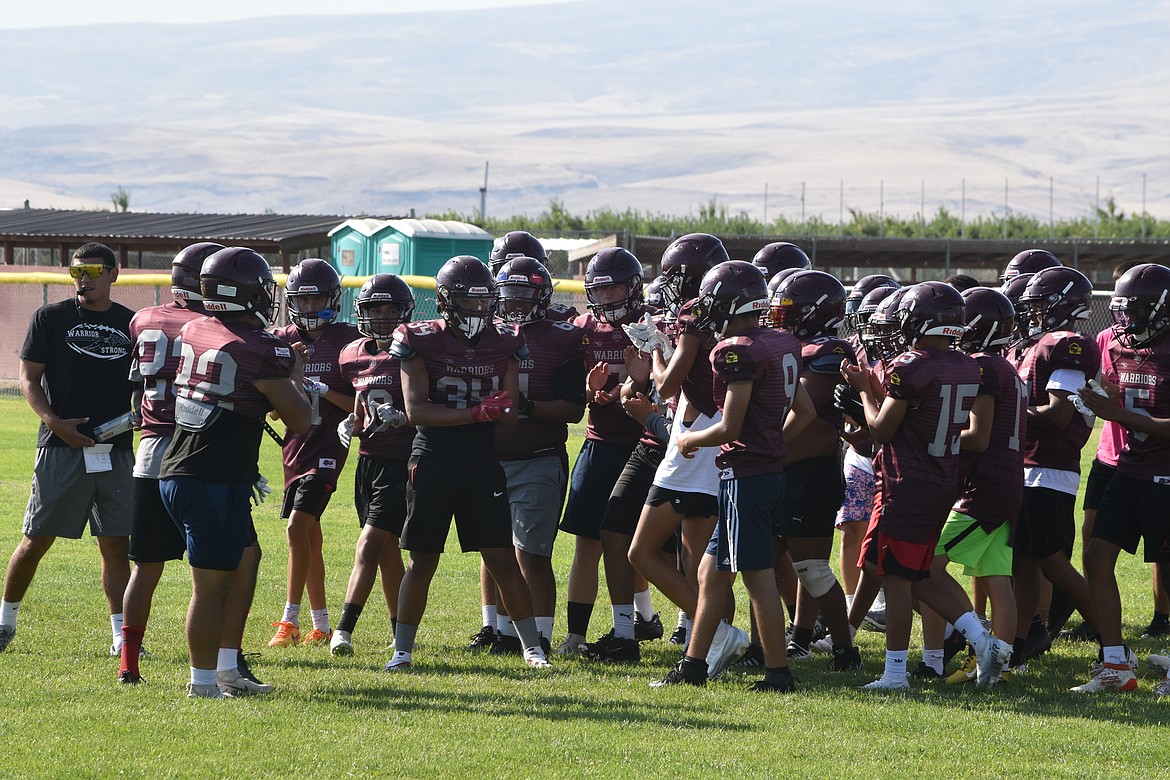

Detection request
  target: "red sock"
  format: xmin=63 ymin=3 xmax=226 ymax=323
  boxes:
xmin=121 ymin=625 xmax=145 ymax=676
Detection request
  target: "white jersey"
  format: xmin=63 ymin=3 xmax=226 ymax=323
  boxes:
xmin=652 ymin=395 xmax=722 ymax=496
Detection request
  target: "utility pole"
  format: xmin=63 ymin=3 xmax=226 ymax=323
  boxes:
xmin=478 ymin=161 xmax=489 ymax=222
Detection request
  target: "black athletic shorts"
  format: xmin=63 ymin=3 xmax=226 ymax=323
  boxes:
xmin=645 ymin=485 xmax=718 ymax=520
xmin=1014 ymin=486 xmax=1076 ymax=559
xmin=560 ymin=439 xmax=636 ymax=540
xmin=1092 ymin=471 xmax=1170 ymax=562
xmin=129 ymin=477 xmax=186 ymax=563
xmin=600 ymin=443 xmax=665 ymax=537
xmin=1082 ymin=458 xmax=1116 ymax=512
xmin=281 ymin=474 xmax=336 ymax=520
xmin=355 ymin=455 xmax=408 ymax=537
xmin=772 ymin=454 xmax=846 ymax=539
xmin=400 ymin=455 xmax=513 ymax=554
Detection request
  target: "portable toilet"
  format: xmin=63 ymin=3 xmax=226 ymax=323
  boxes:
xmin=371 ymin=219 xmax=493 ymax=278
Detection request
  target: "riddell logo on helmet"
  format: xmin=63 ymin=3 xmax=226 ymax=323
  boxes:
xmin=468 ymin=286 xmax=490 ymax=294
xmin=204 ymin=301 xmax=229 ymax=311
xmin=940 ymin=325 xmax=966 ymax=337
xmin=593 ymin=275 xmax=614 ymax=284
xmin=748 ymin=300 xmax=768 ymax=311
xmin=297 ymin=285 xmax=321 ymax=294
xmin=507 ymin=274 xmax=528 ymax=282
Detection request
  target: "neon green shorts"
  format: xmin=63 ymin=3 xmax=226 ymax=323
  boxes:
xmin=934 ymin=511 xmax=1013 ymax=578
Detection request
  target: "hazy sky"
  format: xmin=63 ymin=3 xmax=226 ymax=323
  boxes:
xmin=0 ymin=0 xmax=574 ymax=29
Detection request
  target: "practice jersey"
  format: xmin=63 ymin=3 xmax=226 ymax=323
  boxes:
xmin=1109 ymin=336 xmax=1170 ymax=483
xmin=129 ymin=301 xmax=204 ymax=438
xmin=391 ymin=318 xmax=526 ymax=459
xmin=546 ymin=301 xmax=579 ymax=322
xmin=496 ymin=317 xmax=587 ymax=461
xmin=339 ymin=337 xmax=415 ymax=461
xmin=668 ymin=313 xmax=718 ymax=418
xmin=575 ymin=305 xmax=657 ymax=446
xmin=1010 ymin=330 xmax=1100 ymax=472
xmin=160 ymin=316 xmax=294 ymax=483
xmin=879 ymin=347 xmax=982 ymax=494
xmin=802 ymin=335 xmax=858 ymax=429
xmin=954 ymin=352 xmax=1027 ymax=530
xmin=273 ymin=322 xmax=359 ymax=485
xmin=710 ymin=325 xmax=802 ymax=479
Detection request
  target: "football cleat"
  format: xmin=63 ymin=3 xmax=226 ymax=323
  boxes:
xmin=861 ymin=676 xmax=910 ymax=691
xmin=523 ymin=646 xmax=551 ymax=669
xmin=1155 ymin=677 xmax=1170 ymax=697
xmin=707 ymin=623 xmax=750 ymax=679
xmin=555 ymin=632 xmax=586 ymax=658
xmin=650 ymin=659 xmax=708 ymax=688
xmin=669 ymin=624 xmax=687 ymax=646
xmin=267 ymin=621 xmax=300 ymax=648
xmin=117 ymin=670 xmax=142 ymax=685
xmin=733 ymin=644 xmax=765 ymax=670
xmin=911 ymin=662 xmax=942 ymax=680
xmin=466 ymin=625 xmax=497 ymax=652
xmin=634 ymin=612 xmax=665 ymax=642
xmin=1070 ymin=662 xmax=1138 ymax=693
xmin=236 ymin=652 xmax=265 ymax=686
xmin=302 ymin=628 xmax=332 ymax=646
xmin=383 ymin=651 xmax=412 ymax=672
xmin=749 ymin=669 xmax=797 ymax=693
xmin=828 ymin=646 xmax=863 ymax=672
xmin=976 ymin=638 xmax=1012 ymax=688
xmin=490 ymin=633 xmax=522 ymax=656
xmin=0 ymin=625 xmax=14 ymax=653
xmin=217 ymin=668 xmax=273 ymax=696
xmin=786 ymin=641 xmax=813 ymax=663
xmin=330 ymin=630 xmax=354 ymax=656
xmin=945 ymin=654 xmax=977 ymax=685
xmin=581 ymin=633 xmax=640 ymax=664
xmin=1141 ymin=618 xmax=1170 ymax=640
xmin=187 ymin=683 xmax=231 ymax=699
xmin=1146 ymin=652 xmax=1170 ymax=673
xmin=861 ymin=608 xmax=887 ymax=633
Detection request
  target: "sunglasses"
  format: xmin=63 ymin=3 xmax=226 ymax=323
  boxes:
xmin=69 ymin=263 xmax=110 ymax=279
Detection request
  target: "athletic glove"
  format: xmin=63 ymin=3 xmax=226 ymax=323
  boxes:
xmin=337 ymin=413 xmax=355 ymax=448
xmin=251 ymin=474 xmax=272 ymax=506
xmin=302 ymin=378 xmax=330 ymax=397
xmin=833 ymin=384 xmax=868 ymax=429
xmin=1070 ymin=378 xmax=1109 ymax=423
xmin=375 ymin=402 xmax=408 ymax=428
xmin=622 ymin=313 xmax=674 ymax=359
xmin=470 ymin=391 xmax=512 ymax=423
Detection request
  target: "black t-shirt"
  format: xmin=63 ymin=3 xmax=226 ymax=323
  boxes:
xmin=20 ymin=298 xmax=135 ymax=448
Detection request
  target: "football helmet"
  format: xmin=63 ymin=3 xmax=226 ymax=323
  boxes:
xmin=845 ymin=274 xmax=900 ymax=334
xmin=496 ymin=255 xmax=553 ymax=326
xmin=751 ymin=242 xmax=812 ymax=281
xmin=171 ymin=242 xmax=224 ymax=306
xmin=199 ymin=247 xmax=279 ymax=327
xmin=898 ymin=281 xmax=967 ymax=345
xmin=853 ymin=286 xmax=901 ymax=338
xmin=999 ymin=272 xmax=1034 ymax=342
xmin=1019 ymin=266 xmax=1093 ymax=337
xmin=286 ymin=258 xmax=342 ymax=331
xmin=660 ymin=233 xmax=729 ymax=319
xmin=355 ymin=273 xmax=415 ymax=340
xmin=585 ymin=247 xmax=644 ymax=324
xmin=691 ymin=261 xmax=770 ymax=338
xmin=1000 ymin=249 xmax=1060 ymax=283
xmin=1111 ymin=263 xmax=1170 ymax=349
xmin=490 ymin=231 xmax=547 ymax=275
xmin=436 ymin=255 xmax=498 ymax=340
xmin=959 ymin=287 xmax=1016 ymax=354
xmin=860 ymin=287 xmax=909 ymax=362
xmin=770 ymin=270 xmax=847 ymax=340
xmin=644 ymin=276 xmax=665 ymax=309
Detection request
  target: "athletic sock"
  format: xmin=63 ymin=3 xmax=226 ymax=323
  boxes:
xmin=844 ymin=594 xmax=854 ymax=611
xmin=110 ymin=613 xmax=124 ymax=651
xmin=785 ymin=602 xmax=796 ymax=622
xmin=0 ymin=599 xmax=19 ymax=629
xmin=536 ymin=616 xmax=554 ymax=640
xmin=216 ymin=647 xmax=238 ymax=672
xmin=1103 ymin=645 xmax=1129 ymax=666
xmin=883 ymin=650 xmax=908 ymax=682
xmin=613 ymin=604 xmax=635 ymax=640
xmin=764 ymin=665 xmax=792 ymax=685
xmin=121 ymin=625 xmax=145 ymax=676
xmin=190 ymin=667 xmax=217 ymax=687
xmin=281 ymin=602 xmax=300 ymax=627
xmin=566 ymin=601 xmax=593 ymax=638
xmin=337 ymin=602 xmax=363 ymax=634
xmin=633 ymin=589 xmax=654 ymax=619
xmin=1151 ymin=611 xmax=1170 ymax=630
xmin=310 ymin=608 xmax=330 ymax=633
xmin=954 ymin=611 xmax=989 ymax=653
xmin=482 ymin=604 xmax=498 ymax=629
xmin=790 ymin=625 xmax=813 ymax=649
xmin=943 ymin=623 xmax=956 ymax=640
xmin=922 ymin=648 xmax=944 ymax=675
xmin=514 ymin=616 xmax=542 ymax=651
xmin=676 ymin=610 xmax=688 ymax=631
xmin=497 ymin=613 xmax=518 ymax=638
xmin=394 ymin=622 xmax=419 ymax=655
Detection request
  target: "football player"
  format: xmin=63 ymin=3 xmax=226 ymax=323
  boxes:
xmin=159 ymin=247 xmax=312 ymax=698
xmin=329 ymin=274 xmax=417 ymax=656
xmin=385 ymin=256 xmax=549 ymax=670
xmin=268 ymin=259 xmax=359 ymax=648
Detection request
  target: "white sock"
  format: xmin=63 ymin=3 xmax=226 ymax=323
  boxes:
xmin=954 ymin=611 xmax=989 ymax=653
xmin=676 ymin=610 xmax=688 ymax=630
xmin=0 ymin=599 xmax=19 ymax=628
xmin=874 ymin=589 xmax=886 ymax=609
xmin=943 ymin=622 xmax=955 ymax=640
xmin=216 ymin=648 xmax=238 ymax=672
xmin=633 ymin=589 xmax=654 ymax=619
xmin=110 ymin=613 xmax=124 ymax=646
xmin=883 ymin=650 xmax=908 ymax=682
xmin=844 ymin=594 xmax=854 ymax=610
xmin=684 ymin=616 xmax=693 ymax=639
xmin=922 ymin=648 xmax=944 ymax=674
xmin=613 ymin=604 xmax=635 ymax=640
xmin=497 ymin=614 xmax=518 ymax=638
xmin=281 ymin=602 xmax=300 ymax=627
xmin=536 ymin=616 xmax=554 ymax=640
xmin=1103 ymin=645 xmax=1129 ymax=665
xmin=482 ymin=605 xmax=498 ymax=628
xmin=190 ymin=667 xmax=217 ymax=686
xmin=310 ymin=608 xmax=330 ymax=633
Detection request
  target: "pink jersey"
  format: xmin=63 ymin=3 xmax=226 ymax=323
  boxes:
xmin=1109 ymin=336 xmax=1170 ymax=483
xmin=575 ymin=305 xmax=656 ymax=446
xmin=128 ymin=301 xmax=204 ymax=438
xmin=339 ymin=337 xmax=415 ymax=461
xmin=1095 ymin=327 xmax=1124 ymax=466
xmin=272 ymin=322 xmax=360 ymax=486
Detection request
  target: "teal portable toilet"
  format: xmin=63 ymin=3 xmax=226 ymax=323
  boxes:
xmin=371 ymin=219 xmax=493 ymax=278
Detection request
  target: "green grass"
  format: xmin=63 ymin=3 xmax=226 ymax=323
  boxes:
xmin=0 ymin=397 xmax=1167 ymax=778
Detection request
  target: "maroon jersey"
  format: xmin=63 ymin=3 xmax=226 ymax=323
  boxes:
xmin=576 ymin=305 xmax=656 ymax=446
xmin=496 ymin=318 xmax=587 ymax=461
xmin=954 ymin=352 xmax=1027 ymax=529
xmin=391 ymin=318 xmax=526 ymax=458
xmin=160 ymin=317 xmax=294 ymax=482
xmin=710 ymin=326 xmax=802 ymax=478
xmin=1011 ymin=331 xmax=1100 ymax=472
xmin=128 ymin=301 xmax=203 ymax=438
xmin=670 ymin=313 xmax=718 ymax=418
xmin=879 ymin=348 xmax=981 ymax=494
xmin=546 ymin=301 xmax=579 ymax=322
xmin=339 ymin=337 xmax=415 ymax=461
xmin=802 ymin=335 xmax=857 ymax=429
xmin=1110 ymin=337 xmax=1170 ymax=482
xmin=272 ymin=322 xmax=360 ymax=485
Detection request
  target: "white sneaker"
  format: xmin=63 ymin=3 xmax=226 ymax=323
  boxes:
xmin=811 ymin=624 xmax=857 ymax=654
xmin=1070 ymin=662 xmax=1138 ymax=693
xmin=555 ymin=632 xmax=586 ymax=658
xmin=187 ymin=682 xmax=232 ymax=699
xmin=861 ymin=676 xmax=909 ymax=690
xmin=217 ymin=668 xmax=273 ymax=696
xmin=383 ymin=651 xmax=412 ymax=671
xmin=976 ymin=638 xmax=1012 ymax=687
xmin=706 ymin=622 xmax=750 ymax=680
xmin=524 ymin=646 xmax=551 ymax=668
xmin=330 ymin=630 xmax=354 ymax=656
xmin=1146 ymin=652 xmax=1170 ymax=673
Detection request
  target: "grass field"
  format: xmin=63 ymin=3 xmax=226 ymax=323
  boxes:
xmin=0 ymin=396 xmax=1167 ymax=778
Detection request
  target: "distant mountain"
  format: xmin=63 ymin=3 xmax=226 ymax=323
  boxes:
xmin=1 ymin=0 xmax=1167 ymax=221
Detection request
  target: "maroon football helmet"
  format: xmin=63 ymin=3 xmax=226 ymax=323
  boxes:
xmin=1000 ymin=249 xmax=1060 ymax=283
xmin=999 ymin=272 xmax=1034 ymax=342
xmin=355 ymin=273 xmax=415 ymax=340
xmin=959 ymin=287 xmax=1015 ymax=354
xmin=861 ymin=287 xmax=909 ymax=362
xmin=751 ymin=242 xmax=811 ymax=281
xmin=286 ymin=258 xmax=342 ymax=332
xmin=585 ymin=247 xmax=644 ymax=324
xmin=898 ymin=281 xmax=967 ymax=345
xmin=171 ymin=242 xmax=224 ymax=306
xmin=854 ymin=286 xmax=900 ymax=337
xmin=490 ymin=231 xmax=547 ymax=275
xmin=845 ymin=274 xmax=900 ymax=334
xmin=691 ymin=261 xmax=770 ymax=337
xmin=436 ymin=255 xmax=498 ymax=339
xmin=1111 ymin=263 xmax=1170 ymax=348
xmin=1019 ymin=266 xmax=1093 ymax=337
xmin=200 ymin=247 xmax=279 ymax=327
xmin=770 ymin=270 xmax=847 ymax=340
xmin=496 ymin=256 xmax=554 ymax=326
xmin=644 ymin=276 xmax=665 ymax=309
xmin=660 ymin=233 xmax=729 ymax=320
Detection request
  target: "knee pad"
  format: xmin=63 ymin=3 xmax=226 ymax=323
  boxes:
xmin=793 ymin=558 xmax=838 ymax=599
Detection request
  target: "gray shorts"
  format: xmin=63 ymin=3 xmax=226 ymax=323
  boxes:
xmin=23 ymin=446 xmax=134 ymax=539
xmin=502 ymin=456 xmax=566 ymax=557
